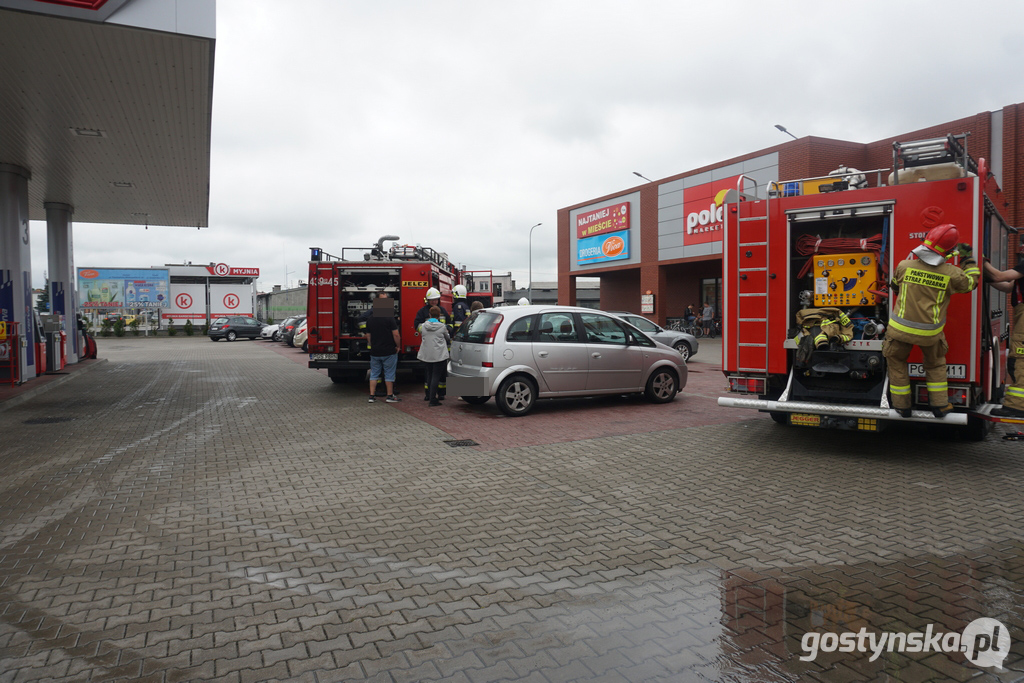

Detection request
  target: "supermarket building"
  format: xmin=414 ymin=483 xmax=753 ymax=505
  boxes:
xmin=557 ymin=102 xmax=1024 ymax=326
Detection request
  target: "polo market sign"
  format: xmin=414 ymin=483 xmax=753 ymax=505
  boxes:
xmin=683 ymin=176 xmax=741 ymax=246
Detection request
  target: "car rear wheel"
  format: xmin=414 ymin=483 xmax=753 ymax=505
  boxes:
xmin=644 ymin=367 xmax=678 ymax=403
xmin=226 ymin=330 xmax=237 ymax=342
xmin=673 ymin=341 xmax=691 ymax=361
xmin=495 ymin=375 xmax=536 ymax=417
xmin=301 ymin=340 xmax=308 ymax=352
xmin=461 ymin=396 xmax=490 ymax=405
xmin=273 ymin=331 xmax=282 ymax=341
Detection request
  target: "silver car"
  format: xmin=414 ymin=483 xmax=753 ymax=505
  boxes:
xmin=610 ymin=312 xmax=699 ymax=361
xmin=447 ymin=305 xmax=687 ymax=417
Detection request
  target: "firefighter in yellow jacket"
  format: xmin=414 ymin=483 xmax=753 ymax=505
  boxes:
xmin=884 ymin=224 xmax=979 ymax=418
xmin=983 ymin=249 xmax=1024 ymax=417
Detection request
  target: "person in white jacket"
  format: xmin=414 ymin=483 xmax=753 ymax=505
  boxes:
xmin=417 ymin=306 xmax=451 ymax=406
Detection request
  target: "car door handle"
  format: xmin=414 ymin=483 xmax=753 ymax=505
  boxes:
xmin=591 ymin=353 xmax=602 ymax=359
xmin=537 ymin=351 xmax=549 ymax=357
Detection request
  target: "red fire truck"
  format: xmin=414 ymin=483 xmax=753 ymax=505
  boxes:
xmin=717 ymin=134 xmax=1016 ymax=439
xmin=305 ymin=236 xmax=493 ymax=382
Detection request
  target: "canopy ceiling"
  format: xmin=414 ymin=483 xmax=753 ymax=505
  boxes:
xmin=0 ymin=5 xmax=214 ymax=226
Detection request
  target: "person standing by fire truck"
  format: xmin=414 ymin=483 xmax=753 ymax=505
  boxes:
xmin=983 ymin=251 xmax=1024 ymax=417
xmin=883 ymin=224 xmax=979 ymax=418
xmin=452 ymin=284 xmax=470 ymax=324
xmin=364 ymin=293 xmax=401 ymax=404
xmin=414 ymin=288 xmax=452 ymax=400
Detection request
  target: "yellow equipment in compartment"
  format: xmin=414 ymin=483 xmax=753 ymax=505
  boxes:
xmin=813 ymin=252 xmax=879 ymax=307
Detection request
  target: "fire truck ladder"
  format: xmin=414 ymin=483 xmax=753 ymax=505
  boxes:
xmin=732 ymin=174 xmax=770 ymax=374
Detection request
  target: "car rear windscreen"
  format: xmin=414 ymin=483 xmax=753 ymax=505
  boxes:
xmin=455 ymin=312 xmax=501 ymax=343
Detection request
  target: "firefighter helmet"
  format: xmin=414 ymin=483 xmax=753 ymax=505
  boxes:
xmin=424 ymin=287 xmax=441 ymax=302
xmin=453 ymin=284 xmax=467 ymax=299
xmin=913 ymin=223 xmax=959 ymax=266
xmin=518 ymin=297 xmax=530 ymax=305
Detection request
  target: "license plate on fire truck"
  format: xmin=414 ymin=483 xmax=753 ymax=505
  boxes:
xmin=908 ymin=364 xmax=965 ymax=379
xmin=310 ymin=353 xmax=338 ymax=361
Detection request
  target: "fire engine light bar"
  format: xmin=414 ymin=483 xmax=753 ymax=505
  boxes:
xmin=728 ymin=376 xmax=765 ymax=394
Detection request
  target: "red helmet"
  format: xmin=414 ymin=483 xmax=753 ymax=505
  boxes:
xmin=921 ymin=223 xmax=959 ymax=259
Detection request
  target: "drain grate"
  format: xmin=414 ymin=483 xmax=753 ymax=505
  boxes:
xmin=444 ymin=439 xmax=479 ymax=447
xmin=23 ymin=416 xmax=77 ymax=425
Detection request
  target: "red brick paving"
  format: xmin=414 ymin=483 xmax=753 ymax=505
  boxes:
xmin=265 ymin=339 xmax=766 ymax=451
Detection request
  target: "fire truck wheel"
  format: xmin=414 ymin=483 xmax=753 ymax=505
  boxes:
xmin=226 ymin=330 xmax=237 ymax=342
xmin=461 ymin=396 xmax=490 ymax=405
xmin=644 ymin=368 xmax=678 ymax=403
xmin=672 ymin=341 xmax=691 ymax=361
xmin=496 ymin=375 xmax=536 ymax=417
xmin=959 ymin=415 xmax=991 ymax=442
xmin=769 ymin=412 xmax=788 ymax=425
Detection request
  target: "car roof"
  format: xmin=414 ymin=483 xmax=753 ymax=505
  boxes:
xmin=482 ymin=305 xmax=632 ymax=319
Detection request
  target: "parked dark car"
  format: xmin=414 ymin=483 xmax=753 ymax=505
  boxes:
xmin=277 ymin=316 xmax=300 ymax=342
xmin=283 ymin=315 xmax=306 ymax=347
xmin=209 ymin=316 xmax=265 ymax=341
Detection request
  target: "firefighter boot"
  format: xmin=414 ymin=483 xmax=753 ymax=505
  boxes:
xmin=896 ymin=408 xmax=913 ymax=418
xmin=931 ymin=404 xmax=954 ymax=419
xmin=993 ymin=405 xmax=1024 ymax=418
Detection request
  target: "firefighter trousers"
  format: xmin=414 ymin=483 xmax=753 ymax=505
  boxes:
xmin=1004 ymin=304 xmax=1024 ymax=410
xmin=883 ymin=335 xmax=949 ymax=410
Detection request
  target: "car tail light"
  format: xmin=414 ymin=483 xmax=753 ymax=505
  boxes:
xmin=482 ymin=362 xmax=493 ymax=368
xmin=482 ymin=314 xmax=503 ymax=344
xmin=728 ymin=376 xmax=765 ymax=394
xmin=916 ymin=384 xmax=968 ymax=406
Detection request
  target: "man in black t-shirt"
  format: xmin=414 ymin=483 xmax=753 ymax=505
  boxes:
xmin=364 ymin=293 xmax=401 ymax=403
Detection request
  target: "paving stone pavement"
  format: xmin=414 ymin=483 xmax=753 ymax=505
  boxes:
xmin=2 ymin=337 xmax=1024 ymax=682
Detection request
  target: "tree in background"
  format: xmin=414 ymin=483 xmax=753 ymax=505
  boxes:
xmin=35 ymin=277 xmax=49 ymax=313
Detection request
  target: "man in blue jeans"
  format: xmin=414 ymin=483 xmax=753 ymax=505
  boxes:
xmin=364 ymin=293 xmax=401 ymax=403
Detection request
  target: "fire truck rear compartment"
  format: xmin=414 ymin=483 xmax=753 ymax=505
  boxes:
xmin=337 ymin=269 xmax=400 ymax=337
xmin=783 ymin=214 xmax=889 ymax=405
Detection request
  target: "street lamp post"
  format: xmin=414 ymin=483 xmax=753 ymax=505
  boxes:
xmin=633 ymin=171 xmax=654 ymax=183
xmin=528 ymin=222 xmax=542 ymax=304
xmin=774 ymin=124 xmax=798 ymax=140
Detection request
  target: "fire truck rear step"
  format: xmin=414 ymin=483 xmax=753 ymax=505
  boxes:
xmin=716 ymin=396 xmax=968 ymax=425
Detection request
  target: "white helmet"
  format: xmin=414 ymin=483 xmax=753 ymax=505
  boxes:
xmin=424 ymin=287 xmax=440 ymax=302
xmin=453 ymin=284 xmax=467 ymax=299
xmin=518 ymin=297 xmax=530 ymax=306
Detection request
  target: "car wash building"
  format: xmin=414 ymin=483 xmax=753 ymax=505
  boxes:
xmin=163 ymin=263 xmax=260 ymax=325
xmin=557 ymin=103 xmax=1024 ymax=326
xmin=76 ymin=262 xmax=259 ymax=328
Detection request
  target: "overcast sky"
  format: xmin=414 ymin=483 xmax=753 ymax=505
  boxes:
xmin=29 ymin=0 xmax=1024 ymax=292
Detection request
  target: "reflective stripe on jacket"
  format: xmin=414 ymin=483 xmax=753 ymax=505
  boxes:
xmin=888 ymin=257 xmax=978 ymax=340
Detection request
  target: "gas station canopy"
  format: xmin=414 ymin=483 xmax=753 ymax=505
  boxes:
xmin=0 ymin=0 xmax=215 ymax=227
